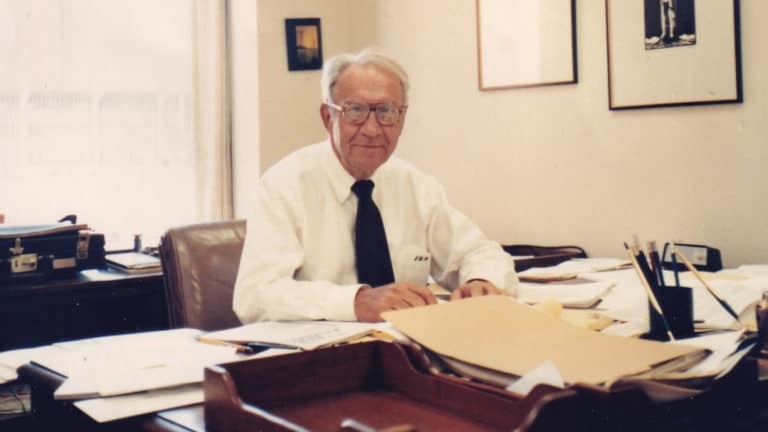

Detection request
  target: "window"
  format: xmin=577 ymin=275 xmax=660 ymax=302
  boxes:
xmin=1 ymin=0 xmax=204 ymax=249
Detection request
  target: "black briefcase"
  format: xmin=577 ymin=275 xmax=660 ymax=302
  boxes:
xmin=0 ymin=222 xmax=106 ymax=283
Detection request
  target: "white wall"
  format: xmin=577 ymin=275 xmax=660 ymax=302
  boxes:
xmin=244 ymin=0 xmax=768 ymax=267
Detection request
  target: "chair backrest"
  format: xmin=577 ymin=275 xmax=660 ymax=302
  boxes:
xmin=502 ymin=244 xmax=588 ymax=272
xmin=159 ymin=220 xmax=246 ymax=331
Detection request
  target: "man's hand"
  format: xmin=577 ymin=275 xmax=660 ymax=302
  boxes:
xmin=354 ymin=281 xmax=437 ymax=322
xmin=450 ymin=279 xmax=503 ymax=301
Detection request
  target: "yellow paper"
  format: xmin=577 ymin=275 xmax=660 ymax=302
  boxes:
xmin=383 ymin=296 xmax=705 ymax=385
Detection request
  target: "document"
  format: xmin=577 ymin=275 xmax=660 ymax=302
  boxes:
xmin=202 ymin=320 xmax=388 ymax=351
xmin=28 ymin=329 xmax=243 ymax=400
xmin=382 ymin=296 xmax=707 ymax=386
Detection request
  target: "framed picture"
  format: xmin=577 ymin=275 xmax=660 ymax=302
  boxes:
xmin=476 ymin=0 xmax=577 ymax=90
xmin=285 ymin=18 xmax=323 ymax=71
xmin=606 ymin=0 xmax=742 ymax=110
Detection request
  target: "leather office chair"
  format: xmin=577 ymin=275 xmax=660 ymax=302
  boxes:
xmin=159 ymin=220 xmax=246 ymax=331
xmin=502 ymin=244 xmax=587 ymax=272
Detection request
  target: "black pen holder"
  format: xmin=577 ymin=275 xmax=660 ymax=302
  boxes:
xmin=647 ymin=286 xmax=694 ymax=341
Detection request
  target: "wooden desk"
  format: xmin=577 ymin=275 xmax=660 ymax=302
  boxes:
xmin=15 ymin=352 xmax=768 ymax=432
xmin=0 ymin=270 xmax=168 ymax=351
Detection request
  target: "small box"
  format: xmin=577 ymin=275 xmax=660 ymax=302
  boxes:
xmin=661 ymin=242 xmax=722 ymax=272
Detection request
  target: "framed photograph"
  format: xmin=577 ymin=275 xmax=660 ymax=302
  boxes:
xmin=476 ymin=0 xmax=577 ymax=90
xmin=285 ymin=18 xmax=323 ymax=71
xmin=606 ymin=0 xmax=742 ymax=110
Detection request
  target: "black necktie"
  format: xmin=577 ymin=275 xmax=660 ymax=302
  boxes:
xmin=352 ymin=180 xmax=395 ymax=287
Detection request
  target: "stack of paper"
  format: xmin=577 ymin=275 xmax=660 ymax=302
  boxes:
xmin=519 ymin=258 xmax=632 ymax=282
xmin=23 ymin=329 xmax=255 ymax=422
xmin=517 ymin=279 xmax=614 ymax=308
xmin=32 ymin=329 xmax=240 ymax=400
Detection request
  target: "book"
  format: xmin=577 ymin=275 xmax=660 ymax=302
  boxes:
xmin=106 ymin=252 xmax=161 ymax=274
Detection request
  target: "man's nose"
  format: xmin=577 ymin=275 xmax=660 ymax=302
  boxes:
xmin=360 ymin=110 xmax=382 ymax=136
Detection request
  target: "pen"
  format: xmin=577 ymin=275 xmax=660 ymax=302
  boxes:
xmin=672 ymin=246 xmax=741 ymax=323
xmin=197 ymin=336 xmax=255 ymax=354
xmin=246 ymin=341 xmax=300 ymax=351
xmin=625 ymin=243 xmax=675 ymax=341
xmin=635 ymin=246 xmax=659 ymax=293
xmin=671 ymin=242 xmax=681 ymax=289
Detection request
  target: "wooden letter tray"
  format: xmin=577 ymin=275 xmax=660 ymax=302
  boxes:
xmin=203 ymin=341 xmax=581 ymax=432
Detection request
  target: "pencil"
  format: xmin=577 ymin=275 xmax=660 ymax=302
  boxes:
xmin=197 ymin=336 xmax=254 ymax=354
xmin=672 ymin=246 xmax=741 ymax=322
xmin=625 ymin=244 xmax=676 ymax=341
xmin=647 ymin=241 xmax=665 ymax=288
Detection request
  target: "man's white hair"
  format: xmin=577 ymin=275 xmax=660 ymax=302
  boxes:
xmin=320 ymin=49 xmax=409 ymax=105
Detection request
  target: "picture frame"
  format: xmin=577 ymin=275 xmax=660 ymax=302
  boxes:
xmin=606 ymin=0 xmax=742 ymax=110
xmin=476 ymin=0 xmax=577 ymax=90
xmin=285 ymin=18 xmax=323 ymax=71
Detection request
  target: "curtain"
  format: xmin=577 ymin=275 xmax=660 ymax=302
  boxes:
xmin=0 ymin=0 xmax=234 ymax=248
xmin=193 ymin=0 xmax=234 ymax=221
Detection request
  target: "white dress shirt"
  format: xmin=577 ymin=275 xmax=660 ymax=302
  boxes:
xmin=233 ymin=140 xmax=517 ymax=322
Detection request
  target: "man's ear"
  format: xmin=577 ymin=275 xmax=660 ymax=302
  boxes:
xmin=320 ymin=103 xmax=332 ymax=131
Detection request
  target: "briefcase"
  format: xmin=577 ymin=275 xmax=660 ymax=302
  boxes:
xmin=0 ymin=222 xmax=106 ymax=283
xmin=203 ymin=341 xmax=594 ymax=432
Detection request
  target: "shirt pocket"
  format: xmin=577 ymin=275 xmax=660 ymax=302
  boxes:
xmin=393 ymin=245 xmax=431 ymax=285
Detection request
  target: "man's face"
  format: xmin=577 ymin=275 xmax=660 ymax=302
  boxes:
xmin=321 ymin=64 xmax=406 ymax=180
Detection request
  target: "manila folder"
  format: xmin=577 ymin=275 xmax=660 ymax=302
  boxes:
xmin=382 ymin=296 xmax=706 ymax=385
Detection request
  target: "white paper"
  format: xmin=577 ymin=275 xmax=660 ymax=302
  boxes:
xmin=520 ymin=258 xmax=631 ymax=278
xmin=506 ymin=361 xmax=565 ymax=396
xmin=203 ymin=320 xmax=382 ymax=350
xmin=26 ymin=328 xmax=244 ymax=400
xmin=671 ymin=331 xmax=746 ymax=375
xmin=0 ymin=345 xmax=64 ymax=383
xmin=73 ymin=384 xmax=203 ymax=423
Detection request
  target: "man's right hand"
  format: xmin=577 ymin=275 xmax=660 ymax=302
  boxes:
xmin=354 ymin=281 xmax=437 ymax=322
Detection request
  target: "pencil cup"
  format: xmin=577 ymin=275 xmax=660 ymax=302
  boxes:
xmin=648 ymin=286 xmax=694 ymax=340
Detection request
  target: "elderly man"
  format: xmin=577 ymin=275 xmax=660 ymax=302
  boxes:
xmin=233 ymin=49 xmax=516 ymax=323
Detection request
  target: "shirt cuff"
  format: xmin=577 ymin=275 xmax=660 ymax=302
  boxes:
xmin=327 ymin=283 xmax=366 ymax=321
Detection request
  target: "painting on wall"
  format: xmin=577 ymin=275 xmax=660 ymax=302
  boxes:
xmin=644 ymin=0 xmax=697 ymax=50
xmin=476 ymin=0 xmax=577 ymax=90
xmin=285 ymin=18 xmax=323 ymax=71
xmin=606 ymin=0 xmax=742 ymax=110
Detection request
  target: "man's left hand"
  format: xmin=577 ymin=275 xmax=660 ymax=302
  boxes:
xmin=450 ymin=279 xmax=503 ymax=300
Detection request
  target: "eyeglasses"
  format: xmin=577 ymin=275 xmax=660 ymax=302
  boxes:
xmin=327 ymin=101 xmax=406 ymax=126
